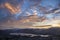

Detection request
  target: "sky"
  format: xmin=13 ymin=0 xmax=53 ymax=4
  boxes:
xmin=0 ymin=0 xmax=60 ymax=29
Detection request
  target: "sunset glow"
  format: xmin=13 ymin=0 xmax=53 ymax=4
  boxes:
xmin=0 ymin=0 xmax=60 ymax=29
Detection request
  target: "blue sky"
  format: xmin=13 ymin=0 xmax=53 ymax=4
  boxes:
xmin=0 ymin=0 xmax=60 ymax=22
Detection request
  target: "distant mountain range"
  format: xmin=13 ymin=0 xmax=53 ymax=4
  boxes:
xmin=0 ymin=27 xmax=60 ymax=36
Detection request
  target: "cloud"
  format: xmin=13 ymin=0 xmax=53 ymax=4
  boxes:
xmin=0 ymin=0 xmax=22 ymax=22
xmin=0 ymin=0 xmax=60 ymax=29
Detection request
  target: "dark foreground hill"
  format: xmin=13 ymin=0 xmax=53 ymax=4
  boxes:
xmin=0 ymin=27 xmax=60 ymax=35
xmin=0 ymin=27 xmax=60 ymax=40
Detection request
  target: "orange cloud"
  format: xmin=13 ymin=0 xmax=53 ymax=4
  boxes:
xmin=4 ymin=2 xmax=21 ymax=14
